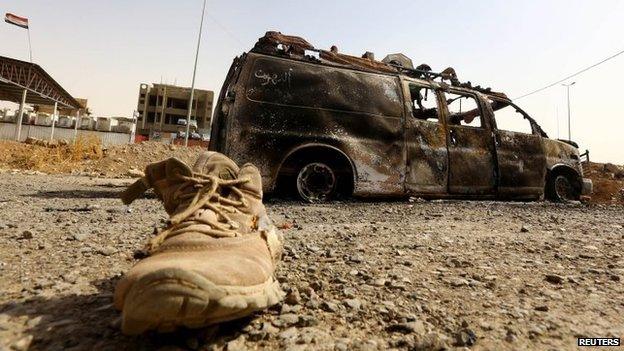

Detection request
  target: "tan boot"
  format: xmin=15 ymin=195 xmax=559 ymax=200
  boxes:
xmin=114 ymin=152 xmax=284 ymax=335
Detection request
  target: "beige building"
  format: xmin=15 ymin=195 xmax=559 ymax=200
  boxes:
xmin=136 ymin=83 xmax=214 ymax=137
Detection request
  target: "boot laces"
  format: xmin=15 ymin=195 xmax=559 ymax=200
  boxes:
xmin=147 ymin=171 xmax=251 ymax=253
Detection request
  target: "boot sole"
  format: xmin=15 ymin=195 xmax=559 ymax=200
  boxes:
xmin=120 ymin=268 xmax=284 ymax=335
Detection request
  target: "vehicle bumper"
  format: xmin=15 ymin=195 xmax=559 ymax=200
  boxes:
xmin=581 ymin=178 xmax=593 ymax=195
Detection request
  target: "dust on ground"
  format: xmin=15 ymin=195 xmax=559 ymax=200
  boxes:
xmin=0 ymin=172 xmax=622 ymax=351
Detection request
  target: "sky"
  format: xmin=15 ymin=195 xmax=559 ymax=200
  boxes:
xmin=1 ymin=0 xmax=623 ymax=163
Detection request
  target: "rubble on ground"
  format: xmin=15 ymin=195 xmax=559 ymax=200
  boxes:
xmin=0 ymin=173 xmax=622 ymax=350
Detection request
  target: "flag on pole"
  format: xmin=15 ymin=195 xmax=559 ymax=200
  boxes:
xmin=5 ymin=13 xmax=29 ymax=29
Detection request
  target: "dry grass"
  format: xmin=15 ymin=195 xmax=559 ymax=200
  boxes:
xmin=1 ymin=135 xmax=103 ymax=173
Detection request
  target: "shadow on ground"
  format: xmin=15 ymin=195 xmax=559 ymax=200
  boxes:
xmin=0 ymin=276 xmax=253 ymax=350
xmin=29 ymin=190 xmax=158 ymax=200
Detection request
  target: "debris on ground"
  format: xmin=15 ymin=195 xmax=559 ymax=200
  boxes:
xmin=0 ymin=173 xmax=622 ymax=350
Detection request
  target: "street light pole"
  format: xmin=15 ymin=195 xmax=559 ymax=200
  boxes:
xmin=562 ymin=82 xmax=575 ymax=141
xmin=184 ymin=0 xmax=207 ymax=147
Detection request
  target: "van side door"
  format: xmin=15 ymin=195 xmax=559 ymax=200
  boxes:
xmin=488 ymin=98 xmax=546 ymax=198
xmin=402 ymin=80 xmax=449 ymax=194
xmin=441 ymin=90 xmax=497 ymax=196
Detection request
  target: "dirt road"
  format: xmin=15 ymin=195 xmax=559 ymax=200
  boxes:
xmin=0 ymin=172 xmax=622 ymax=350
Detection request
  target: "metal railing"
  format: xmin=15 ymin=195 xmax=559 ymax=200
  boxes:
xmin=580 ymin=149 xmax=590 ymax=164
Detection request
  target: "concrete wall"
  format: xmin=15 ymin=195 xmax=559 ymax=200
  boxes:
xmin=0 ymin=122 xmax=132 ymax=147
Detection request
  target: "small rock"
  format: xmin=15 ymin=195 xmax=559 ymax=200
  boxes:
xmin=505 ymin=330 xmax=517 ymax=343
xmin=278 ymin=327 xmax=299 ymax=340
xmin=126 ymin=168 xmax=144 ymax=178
xmin=343 ymin=298 xmax=362 ymax=310
xmin=277 ymin=313 xmax=299 ymax=327
xmin=284 ymin=289 xmax=301 ymax=305
xmin=372 ymin=278 xmax=387 ymax=287
xmin=349 ymin=255 xmax=364 ymax=263
xmin=21 ymin=230 xmax=34 ymax=239
xmin=386 ymin=321 xmax=426 ymax=334
xmin=447 ymin=277 xmax=470 ymax=287
xmin=535 ymin=305 xmax=549 ymax=312
xmin=321 ymin=301 xmax=339 ymax=313
xmin=298 ymin=315 xmax=318 ymax=327
xmin=454 ymin=328 xmax=477 ymax=346
xmin=97 ymin=246 xmax=116 ymax=256
xmin=545 ymin=274 xmax=564 ymax=284
xmin=520 ymin=225 xmax=530 ymax=233
xmin=72 ymin=231 xmax=89 ymax=241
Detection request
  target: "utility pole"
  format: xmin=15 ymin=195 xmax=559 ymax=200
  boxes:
xmin=14 ymin=89 xmax=27 ymax=141
xmin=185 ymin=0 xmax=207 ymax=147
xmin=50 ymin=101 xmax=57 ymax=142
xmin=562 ymin=82 xmax=575 ymax=141
xmin=556 ymin=106 xmax=559 ymax=139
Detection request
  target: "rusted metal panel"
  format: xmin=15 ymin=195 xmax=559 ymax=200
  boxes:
xmin=224 ymin=53 xmax=405 ymax=195
xmin=543 ymin=138 xmax=583 ymax=173
xmin=446 ymin=125 xmax=497 ymax=195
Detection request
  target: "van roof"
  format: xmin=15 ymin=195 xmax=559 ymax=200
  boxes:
xmin=250 ymin=31 xmax=509 ymax=101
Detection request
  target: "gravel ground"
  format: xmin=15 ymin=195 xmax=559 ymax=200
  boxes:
xmin=0 ymin=172 xmax=623 ymax=351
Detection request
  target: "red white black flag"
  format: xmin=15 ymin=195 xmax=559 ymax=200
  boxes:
xmin=5 ymin=13 xmax=29 ymax=29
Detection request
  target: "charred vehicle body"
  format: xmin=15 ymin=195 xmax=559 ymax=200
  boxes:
xmin=209 ymin=32 xmax=592 ymax=202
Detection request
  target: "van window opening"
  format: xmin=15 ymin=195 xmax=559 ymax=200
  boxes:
xmin=489 ymin=98 xmax=533 ymax=134
xmin=445 ymin=92 xmax=483 ymax=128
xmin=408 ymin=83 xmax=439 ymax=122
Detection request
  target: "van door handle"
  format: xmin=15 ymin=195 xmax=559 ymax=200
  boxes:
xmin=449 ymin=129 xmax=457 ymax=145
xmin=493 ymin=133 xmax=500 ymax=147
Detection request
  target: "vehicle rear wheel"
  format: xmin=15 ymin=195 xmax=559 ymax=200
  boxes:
xmin=296 ymin=162 xmax=337 ymax=202
xmin=546 ymin=174 xmax=579 ymax=202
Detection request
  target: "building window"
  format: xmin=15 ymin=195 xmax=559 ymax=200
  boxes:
xmin=147 ymin=112 xmax=155 ymax=123
xmin=148 ymin=95 xmax=157 ymax=107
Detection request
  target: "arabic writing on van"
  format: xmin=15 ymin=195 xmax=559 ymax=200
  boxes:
xmin=254 ymin=69 xmax=292 ymax=87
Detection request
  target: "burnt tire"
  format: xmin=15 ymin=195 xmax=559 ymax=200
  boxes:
xmin=295 ymin=162 xmax=337 ymax=202
xmin=546 ymin=174 xmax=580 ymax=202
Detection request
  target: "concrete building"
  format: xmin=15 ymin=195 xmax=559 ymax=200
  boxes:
xmin=136 ymin=83 xmax=214 ymax=137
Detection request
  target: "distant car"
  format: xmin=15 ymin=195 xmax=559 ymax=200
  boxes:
xmin=176 ymin=131 xmax=186 ymax=139
xmin=201 ymin=133 xmax=210 ymax=142
xmin=176 ymin=118 xmax=187 ymax=126
xmin=190 ymin=132 xmax=202 ymax=140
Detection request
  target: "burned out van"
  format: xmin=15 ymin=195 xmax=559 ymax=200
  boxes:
xmin=209 ymin=32 xmax=592 ymax=202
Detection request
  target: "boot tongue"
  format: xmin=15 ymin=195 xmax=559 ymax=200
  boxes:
xmin=192 ymin=151 xmax=240 ymax=180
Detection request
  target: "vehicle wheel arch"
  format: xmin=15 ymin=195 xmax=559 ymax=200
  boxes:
xmin=547 ymin=164 xmax=582 ymax=184
xmin=275 ymin=143 xmax=357 ymax=198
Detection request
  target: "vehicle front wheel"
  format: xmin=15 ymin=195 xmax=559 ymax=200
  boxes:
xmin=295 ymin=162 xmax=337 ymax=202
xmin=546 ymin=174 xmax=580 ymax=202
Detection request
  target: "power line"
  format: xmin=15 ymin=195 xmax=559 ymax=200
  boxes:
xmin=513 ymin=47 xmax=624 ymax=100
xmin=206 ymin=13 xmax=246 ymax=49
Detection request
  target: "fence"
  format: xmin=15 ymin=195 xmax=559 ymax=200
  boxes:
xmin=0 ymin=122 xmax=132 ymax=147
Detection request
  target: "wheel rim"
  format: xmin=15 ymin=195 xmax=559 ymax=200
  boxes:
xmin=554 ymin=176 xmax=574 ymax=201
xmin=296 ymin=163 xmax=336 ymax=202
